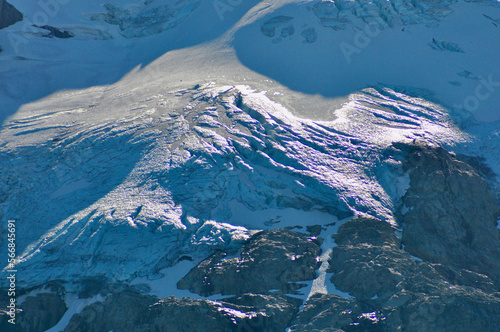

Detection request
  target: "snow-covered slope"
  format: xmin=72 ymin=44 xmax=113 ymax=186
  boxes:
xmin=1 ymin=0 xmax=499 ymax=124
xmin=234 ymin=0 xmax=500 ymax=122
xmin=0 ymin=0 xmax=500 ymax=330
xmin=0 ymin=80 xmax=467 ymax=287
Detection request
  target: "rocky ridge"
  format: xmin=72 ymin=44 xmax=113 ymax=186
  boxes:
xmin=178 ymin=229 xmax=323 ymax=296
xmin=0 ymin=291 xmax=66 ymax=332
xmin=65 ymin=291 xmax=302 ymax=332
xmin=399 ymin=143 xmax=500 ymax=283
xmin=0 ymin=0 xmax=22 ymax=30
xmin=310 ymin=214 xmax=500 ymax=332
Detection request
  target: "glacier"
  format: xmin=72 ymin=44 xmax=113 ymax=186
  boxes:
xmin=0 ymin=82 xmax=469 ymax=287
xmin=0 ymin=0 xmax=500 ymax=331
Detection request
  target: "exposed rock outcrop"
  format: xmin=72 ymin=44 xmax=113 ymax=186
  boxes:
xmin=0 ymin=0 xmax=23 ymax=30
xmin=34 ymin=25 xmax=74 ymax=38
xmin=0 ymin=292 xmax=67 ymax=332
xmin=66 ymin=290 xmax=302 ymax=332
xmin=292 ymin=290 xmax=500 ymax=332
xmin=178 ymin=229 xmax=322 ymax=296
xmin=399 ymin=144 xmax=500 ymax=283
xmin=314 ymin=215 xmax=500 ymax=332
xmin=328 ymin=216 xmax=433 ymax=301
xmin=290 ymin=293 xmax=385 ymax=332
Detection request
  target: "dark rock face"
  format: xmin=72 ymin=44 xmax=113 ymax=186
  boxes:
xmin=429 ymin=263 xmax=496 ymax=292
xmin=292 ymin=291 xmax=500 ymax=332
xmin=290 ymin=293 xmax=385 ymax=332
xmin=397 ymin=290 xmax=500 ymax=332
xmin=178 ymin=229 xmax=322 ymax=296
xmin=328 ymin=216 xmax=429 ymax=301
xmin=400 ymin=145 xmax=500 ymax=283
xmin=333 ymin=216 xmax=400 ymax=248
xmin=66 ymin=229 xmax=312 ymax=331
xmin=295 ymin=146 xmax=500 ymax=332
xmin=329 ymin=242 xmax=417 ymax=300
xmin=317 ymin=215 xmax=500 ymax=332
xmin=65 ymin=291 xmax=156 ymax=332
xmin=0 ymin=0 xmax=23 ymax=30
xmin=18 ymin=293 xmax=67 ymax=332
xmin=0 ymin=293 xmax=67 ymax=332
xmin=34 ymin=25 xmax=74 ymax=38
xmin=222 ymin=293 xmax=303 ymax=331
xmin=66 ymin=291 xmax=302 ymax=332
